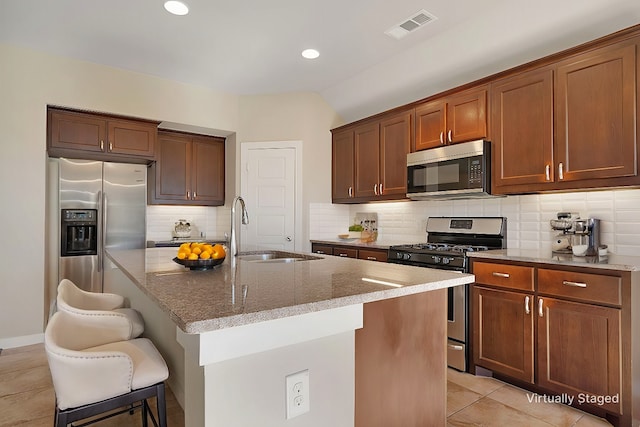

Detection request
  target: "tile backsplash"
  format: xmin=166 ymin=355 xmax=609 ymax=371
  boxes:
xmin=146 ymin=205 xmax=231 ymax=241
xmin=309 ymin=189 xmax=640 ymax=256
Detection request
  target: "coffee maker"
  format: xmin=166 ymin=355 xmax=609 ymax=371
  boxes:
xmin=550 ymin=213 xmax=601 ymax=256
xmin=572 ymin=218 xmax=601 ymax=256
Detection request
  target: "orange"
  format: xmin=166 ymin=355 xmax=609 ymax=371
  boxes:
xmin=188 ymin=253 xmax=199 ymax=260
xmin=192 ymin=246 xmax=202 ymax=255
xmin=211 ymin=244 xmax=226 ymax=259
xmin=178 ymin=247 xmax=191 ymax=257
xmin=177 ymin=252 xmax=187 ymax=260
xmin=199 ymin=251 xmax=211 ymax=260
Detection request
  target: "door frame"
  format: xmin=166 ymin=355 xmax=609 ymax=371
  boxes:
xmin=240 ymin=141 xmax=303 ymax=251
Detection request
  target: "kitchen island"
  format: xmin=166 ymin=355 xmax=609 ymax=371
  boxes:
xmin=104 ymin=247 xmax=473 ymax=427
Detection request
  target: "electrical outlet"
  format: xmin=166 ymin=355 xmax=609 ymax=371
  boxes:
xmin=285 ymin=369 xmax=309 ymax=419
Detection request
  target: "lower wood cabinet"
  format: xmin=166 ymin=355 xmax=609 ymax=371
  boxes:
xmin=310 ymin=243 xmax=387 ymax=262
xmin=472 ymin=286 xmax=534 ymax=383
xmin=537 ymin=297 xmax=621 ymax=414
xmin=470 ymin=259 xmax=631 ymax=426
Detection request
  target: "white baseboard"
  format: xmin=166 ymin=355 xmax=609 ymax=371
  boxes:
xmin=0 ymin=333 xmax=44 ymax=350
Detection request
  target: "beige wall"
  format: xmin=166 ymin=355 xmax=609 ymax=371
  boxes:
xmin=237 ymin=93 xmax=342 ymax=251
xmin=0 ymin=43 xmax=337 ymax=344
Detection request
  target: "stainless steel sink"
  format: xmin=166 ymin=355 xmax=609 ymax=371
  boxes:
xmin=236 ymin=251 xmax=321 ymax=263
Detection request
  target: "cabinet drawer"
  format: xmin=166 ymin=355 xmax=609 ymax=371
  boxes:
xmin=473 ymin=262 xmax=534 ymax=291
xmin=311 ymin=244 xmax=333 ymax=255
xmin=538 ymin=269 xmax=621 ymax=306
xmin=358 ymin=249 xmax=388 ymax=262
xmin=333 ymin=247 xmax=358 ymax=258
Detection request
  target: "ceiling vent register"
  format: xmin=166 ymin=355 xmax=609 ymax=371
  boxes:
xmin=385 ymin=9 xmax=437 ymax=40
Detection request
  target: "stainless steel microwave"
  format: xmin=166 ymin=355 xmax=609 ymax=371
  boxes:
xmin=406 ymin=140 xmax=495 ymax=200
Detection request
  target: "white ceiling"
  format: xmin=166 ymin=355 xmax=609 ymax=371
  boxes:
xmin=1 ymin=0 xmax=639 ymax=123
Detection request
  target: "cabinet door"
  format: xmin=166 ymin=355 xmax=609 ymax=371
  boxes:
xmin=357 ymin=248 xmax=388 ymax=262
xmin=311 ymin=244 xmax=333 ymax=255
xmin=332 ymin=129 xmax=355 ymax=202
xmin=191 ymin=137 xmax=225 ymax=205
xmin=472 ymin=286 xmax=534 ymax=383
xmin=379 ymin=111 xmax=411 ymax=198
xmin=107 ymin=119 xmax=156 ymax=159
xmin=333 ymin=247 xmax=358 ymax=258
xmin=153 ymin=132 xmax=191 ymax=203
xmin=48 ymin=109 xmax=106 ymax=153
xmin=447 ymin=88 xmax=488 ymax=144
xmin=414 ymin=99 xmax=446 ymax=151
xmin=354 ymin=122 xmax=380 ymax=198
xmin=537 ymin=297 xmax=621 ymax=413
xmin=555 ymin=42 xmax=637 ymax=182
xmin=491 ymin=68 xmax=554 ymax=191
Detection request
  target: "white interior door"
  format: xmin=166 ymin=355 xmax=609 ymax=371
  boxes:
xmin=241 ymin=142 xmax=301 ymax=251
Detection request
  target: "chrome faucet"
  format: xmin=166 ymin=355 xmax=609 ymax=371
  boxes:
xmin=230 ymin=196 xmax=249 ymax=257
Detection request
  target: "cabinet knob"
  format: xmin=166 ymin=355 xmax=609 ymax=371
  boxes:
xmin=373 ymin=184 xmax=378 ymax=195
xmin=109 ymin=141 xmax=113 ymax=152
xmin=100 ymin=140 xmax=104 ymax=151
xmin=545 ymin=164 xmax=551 ymax=181
xmin=348 ymin=186 xmax=353 ymax=198
xmin=439 ymin=131 xmax=444 ymax=145
xmin=366 ymin=256 xmax=377 ymax=261
xmin=286 ymin=236 xmax=292 ymax=242
xmin=193 ymin=191 xmax=197 ymax=200
xmin=525 ymin=296 xmax=530 ymax=315
xmin=492 ymin=272 xmax=510 ymax=278
xmin=379 ymin=183 xmax=383 ymax=195
xmin=447 ymin=130 xmax=452 ymax=143
xmin=186 ymin=191 xmax=190 ymax=200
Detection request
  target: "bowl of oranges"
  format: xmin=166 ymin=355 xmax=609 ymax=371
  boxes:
xmin=173 ymin=242 xmax=226 ymax=270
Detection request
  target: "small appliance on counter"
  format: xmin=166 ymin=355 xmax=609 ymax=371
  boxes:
xmin=173 ymin=219 xmax=192 ymax=238
xmin=550 ymin=212 xmax=602 ymax=256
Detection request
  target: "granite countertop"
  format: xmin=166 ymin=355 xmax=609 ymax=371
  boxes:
xmin=310 ymin=238 xmax=419 ymax=250
xmin=106 ymin=247 xmax=473 ymax=334
xmin=468 ymin=249 xmax=640 ymax=271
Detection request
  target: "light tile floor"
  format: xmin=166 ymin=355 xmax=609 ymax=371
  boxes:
xmin=0 ymin=344 xmax=614 ymax=426
xmin=447 ymin=368 xmax=613 ymax=427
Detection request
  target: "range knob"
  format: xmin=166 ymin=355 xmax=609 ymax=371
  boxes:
xmin=442 ymin=257 xmax=451 ymax=265
xmin=432 ymin=256 xmax=441 ymax=263
xmin=403 ymin=253 xmax=412 ymax=261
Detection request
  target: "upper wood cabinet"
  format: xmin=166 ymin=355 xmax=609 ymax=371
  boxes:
xmin=555 ymin=41 xmax=637 ymax=183
xmin=491 ymin=67 xmax=554 ymax=190
xmin=492 ymin=37 xmax=640 ymax=194
xmin=331 ymin=128 xmax=355 ymax=202
xmin=332 ymin=109 xmax=411 ymax=203
xmin=148 ymin=130 xmax=225 ymax=206
xmin=414 ymin=86 xmax=488 ymax=151
xmin=47 ymin=107 xmax=157 ymax=162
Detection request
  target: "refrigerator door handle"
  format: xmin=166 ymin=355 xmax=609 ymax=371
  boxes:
xmin=97 ymin=191 xmax=106 ymax=273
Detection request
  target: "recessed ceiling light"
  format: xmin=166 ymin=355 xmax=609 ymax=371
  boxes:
xmin=301 ymin=49 xmax=320 ymax=59
xmin=164 ymin=1 xmax=189 ymax=16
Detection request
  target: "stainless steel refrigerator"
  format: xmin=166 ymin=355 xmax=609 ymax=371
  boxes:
xmin=55 ymin=158 xmax=147 ymax=293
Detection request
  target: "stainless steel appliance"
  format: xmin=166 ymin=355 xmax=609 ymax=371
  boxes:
xmin=55 ymin=158 xmax=147 ymax=293
xmin=406 ymin=139 xmax=494 ymax=200
xmin=388 ymin=217 xmax=507 ymax=372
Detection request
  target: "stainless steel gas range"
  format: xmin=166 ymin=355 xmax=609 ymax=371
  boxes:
xmin=388 ymin=217 xmax=507 ymax=372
